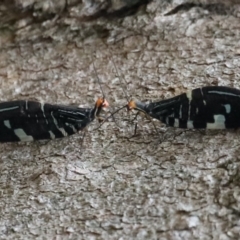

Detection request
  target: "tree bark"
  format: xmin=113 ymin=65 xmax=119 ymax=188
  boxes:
xmin=0 ymin=0 xmax=240 ymax=239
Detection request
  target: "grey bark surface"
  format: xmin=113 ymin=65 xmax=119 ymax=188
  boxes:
xmin=0 ymin=0 xmax=240 ymax=239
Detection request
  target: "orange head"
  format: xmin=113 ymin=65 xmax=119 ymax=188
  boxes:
xmin=127 ymin=100 xmax=147 ymax=114
xmin=94 ymin=97 xmax=109 ymax=118
xmin=127 ymin=100 xmax=137 ymax=111
xmin=96 ymin=98 xmax=109 ymax=108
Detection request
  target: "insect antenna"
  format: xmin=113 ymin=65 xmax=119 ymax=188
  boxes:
xmin=91 ymin=53 xmax=122 ymax=129
xmin=92 ymin=105 xmax=127 ymax=131
xmin=91 ymin=54 xmax=106 ymax=100
xmin=111 ymin=55 xmax=131 ymax=102
xmin=111 ymin=54 xmax=160 ymax=137
xmin=109 ymin=55 xmax=144 ymax=135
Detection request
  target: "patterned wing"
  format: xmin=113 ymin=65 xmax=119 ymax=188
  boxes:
xmin=143 ymin=86 xmax=240 ymax=129
xmin=0 ymin=100 xmax=93 ymax=142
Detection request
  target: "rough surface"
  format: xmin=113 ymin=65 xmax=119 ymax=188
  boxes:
xmin=0 ymin=0 xmax=240 ymax=239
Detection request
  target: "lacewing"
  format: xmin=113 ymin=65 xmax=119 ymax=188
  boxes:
xmin=127 ymin=86 xmax=240 ymax=129
xmin=0 ymin=98 xmax=109 ymax=142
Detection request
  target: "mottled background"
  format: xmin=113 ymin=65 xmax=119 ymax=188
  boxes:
xmin=0 ymin=0 xmax=240 ymax=239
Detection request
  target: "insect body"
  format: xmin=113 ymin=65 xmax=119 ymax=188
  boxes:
xmin=0 ymin=98 xmax=109 ymax=142
xmin=127 ymin=86 xmax=240 ymax=129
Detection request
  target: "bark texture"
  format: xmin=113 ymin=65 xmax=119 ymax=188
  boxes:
xmin=0 ymin=0 xmax=240 ymax=239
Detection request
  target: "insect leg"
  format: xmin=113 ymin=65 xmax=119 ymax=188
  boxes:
xmin=91 ymin=105 xmax=127 ymax=131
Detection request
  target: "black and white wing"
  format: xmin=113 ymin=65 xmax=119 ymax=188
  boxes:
xmin=136 ymin=86 xmax=240 ymax=129
xmin=0 ymin=100 xmax=94 ymax=142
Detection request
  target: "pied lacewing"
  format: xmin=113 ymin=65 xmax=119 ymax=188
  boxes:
xmin=0 ymin=98 xmax=109 ymax=142
xmin=127 ymin=86 xmax=240 ymax=130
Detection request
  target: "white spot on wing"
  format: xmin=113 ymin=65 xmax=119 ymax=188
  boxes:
xmin=51 ymin=112 xmax=68 ymax=137
xmin=41 ymin=102 xmax=48 ymax=124
xmin=0 ymin=106 xmax=19 ymax=112
xmin=186 ymin=90 xmax=192 ymax=101
xmin=206 ymin=115 xmax=226 ymax=129
xmin=174 ymin=118 xmax=179 ymax=127
xmin=186 ymin=91 xmax=192 ymax=121
xmin=4 ymin=120 xmax=11 ymax=129
xmin=187 ymin=120 xmax=194 ymax=128
xmin=14 ymin=129 xmax=34 ymax=141
xmin=51 ymin=112 xmax=58 ymax=126
xmin=49 ymin=131 xmax=55 ymax=139
xmin=165 ymin=117 xmax=169 ymax=125
xmin=59 ymin=128 xmax=68 ymax=137
xmin=72 ymin=126 xmax=77 ymax=132
xmin=66 ymin=123 xmax=78 ymax=133
xmin=58 ymin=109 xmax=86 ymax=117
xmin=224 ymin=104 xmax=231 ymax=114
xmin=179 ymin=105 xmax=182 ymax=118
xmin=209 ymin=90 xmax=240 ymax=98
